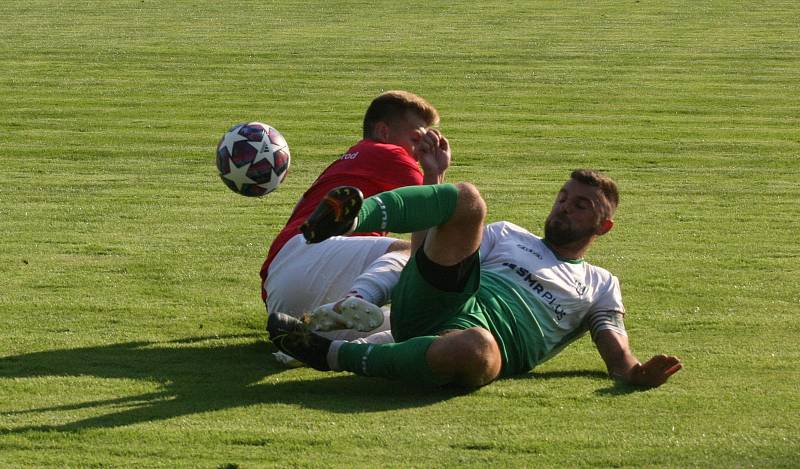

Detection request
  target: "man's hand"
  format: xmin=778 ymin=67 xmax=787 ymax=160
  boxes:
xmin=595 ymin=330 xmax=682 ymax=388
xmin=416 ymin=129 xmax=451 ymax=182
xmin=623 ymin=355 xmax=683 ymax=388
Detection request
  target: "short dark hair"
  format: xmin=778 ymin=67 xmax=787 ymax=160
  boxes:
xmin=363 ymin=91 xmax=440 ymax=139
xmin=571 ymin=169 xmax=619 ymax=214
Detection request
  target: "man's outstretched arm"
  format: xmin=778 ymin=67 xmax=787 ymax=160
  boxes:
xmin=594 ymin=329 xmax=682 ymax=387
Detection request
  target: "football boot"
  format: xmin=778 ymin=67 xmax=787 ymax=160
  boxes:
xmin=267 ymin=312 xmax=332 ymax=371
xmin=300 ymin=186 xmax=363 ymax=243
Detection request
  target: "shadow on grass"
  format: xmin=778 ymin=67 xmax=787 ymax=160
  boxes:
xmin=512 ymin=369 xmax=610 ymax=381
xmin=0 ymin=335 xmax=461 ymax=434
xmin=510 ymin=369 xmax=652 ymax=396
xmin=593 ymin=382 xmax=652 ymax=396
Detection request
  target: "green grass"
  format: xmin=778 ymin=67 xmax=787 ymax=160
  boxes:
xmin=1 ymin=0 xmax=798 ymax=467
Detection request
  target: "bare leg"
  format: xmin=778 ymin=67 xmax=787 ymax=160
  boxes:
xmin=426 ymin=328 xmax=502 ymax=388
xmin=422 ymin=183 xmax=486 ymax=266
xmin=416 ymin=184 xmax=499 ymax=387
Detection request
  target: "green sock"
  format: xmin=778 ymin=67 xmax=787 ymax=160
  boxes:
xmin=355 ymin=183 xmax=459 ymax=234
xmin=337 ymin=336 xmax=451 ymax=386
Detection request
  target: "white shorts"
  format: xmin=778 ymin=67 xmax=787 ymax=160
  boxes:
xmin=265 ymin=234 xmax=398 ymax=317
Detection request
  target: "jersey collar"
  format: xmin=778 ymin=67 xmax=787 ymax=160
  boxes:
xmin=542 ymin=238 xmax=584 ymax=264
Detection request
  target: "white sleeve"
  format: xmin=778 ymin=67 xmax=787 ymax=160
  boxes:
xmin=587 ymin=274 xmax=627 ymax=340
xmin=479 ymin=221 xmax=505 ymax=258
xmin=587 ymin=310 xmax=627 ymax=341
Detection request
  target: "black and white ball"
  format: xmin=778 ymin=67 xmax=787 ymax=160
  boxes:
xmin=215 ymin=122 xmax=290 ymax=197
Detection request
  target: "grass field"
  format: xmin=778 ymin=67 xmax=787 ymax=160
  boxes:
xmin=1 ymin=0 xmax=798 ymax=467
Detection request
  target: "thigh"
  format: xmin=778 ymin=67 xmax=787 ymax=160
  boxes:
xmin=390 ymin=250 xmax=483 ymax=342
xmin=266 ymin=234 xmax=397 ymax=316
xmin=423 ymin=182 xmax=486 ymax=266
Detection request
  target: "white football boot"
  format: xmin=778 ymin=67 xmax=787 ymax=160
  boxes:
xmin=306 ymin=296 xmax=384 ymax=332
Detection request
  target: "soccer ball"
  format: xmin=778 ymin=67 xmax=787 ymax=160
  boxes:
xmin=215 ymin=122 xmax=291 ymax=197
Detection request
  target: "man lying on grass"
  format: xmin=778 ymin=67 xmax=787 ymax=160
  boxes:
xmin=268 ymin=168 xmax=682 ymax=388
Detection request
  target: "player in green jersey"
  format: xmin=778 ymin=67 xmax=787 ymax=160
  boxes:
xmin=269 ymin=168 xmax=682 ymax=388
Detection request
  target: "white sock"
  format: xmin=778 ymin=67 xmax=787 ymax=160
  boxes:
xmin=327 ymin=340 xmax=346 ymax=371
xmin=360 ymin=330 xmax=394 ymax=345
xmin=348 ymin=250 xmax=409 ymax=306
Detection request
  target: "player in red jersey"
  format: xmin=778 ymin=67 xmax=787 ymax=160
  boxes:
xmin=261 ymin=91 xmax=451 ymax=342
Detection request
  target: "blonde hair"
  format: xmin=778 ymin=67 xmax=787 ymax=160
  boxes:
xmin=363 ymin=91 xmax=440 ymax=139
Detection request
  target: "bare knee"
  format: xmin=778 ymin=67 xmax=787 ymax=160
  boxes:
xmin=454 ymin=182 xmax=487 ymax=226
xmin=427 ymin=328 xmax=502 ymax=388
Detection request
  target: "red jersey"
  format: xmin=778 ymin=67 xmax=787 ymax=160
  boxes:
xmin=260 ymin=139 xmax=423 ymax=300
